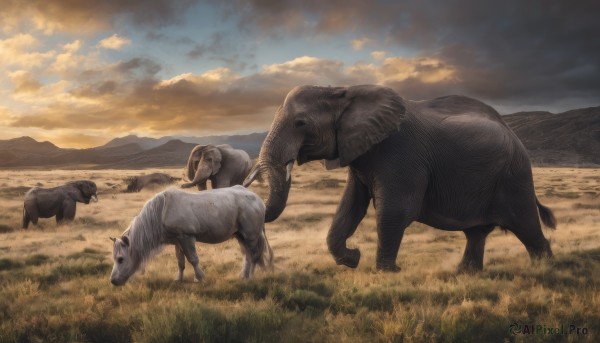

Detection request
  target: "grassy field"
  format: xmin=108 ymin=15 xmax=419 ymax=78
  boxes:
xmin=0 ymin=163 xmax=599 ymax=342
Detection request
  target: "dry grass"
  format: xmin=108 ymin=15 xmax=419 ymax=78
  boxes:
xmin=0 ymin=164 xmax=599 ymax=342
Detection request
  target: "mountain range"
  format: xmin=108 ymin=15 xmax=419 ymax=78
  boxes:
xmin=0 ymin=106 xmax=598 ymax=169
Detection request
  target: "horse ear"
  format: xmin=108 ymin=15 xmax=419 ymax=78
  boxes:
xmin=121 ymin=235 xmax=130 ymax=246
xmin=335 ymin=85 xmax=407 ymax=167
xmin=109 ymin=237 xmax=116 ymax=242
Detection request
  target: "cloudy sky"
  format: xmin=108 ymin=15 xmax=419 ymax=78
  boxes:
xmin=1 ymin=0 xmax=598 ymax=148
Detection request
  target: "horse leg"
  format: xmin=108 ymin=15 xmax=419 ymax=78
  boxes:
xmin=234 ymin=233 xmax=254 ymax=279
xmin=177 ymin=235 xmax=205 ymax=282
xmin=175 ymin=244 xmax=185 ymax=282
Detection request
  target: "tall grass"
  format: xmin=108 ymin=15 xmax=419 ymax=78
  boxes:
xmin=0 ymin=166 xmax=598 ymax=342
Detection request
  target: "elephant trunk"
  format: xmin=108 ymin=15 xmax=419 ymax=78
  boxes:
xmin=193 ymin=166 xmax=211 ymax=184
xmin=261 ymin=161 xmax=291 ymax=223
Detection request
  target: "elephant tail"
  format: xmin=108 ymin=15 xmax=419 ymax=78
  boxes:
xmin=536 ymin=197 xmax=557 ymax=230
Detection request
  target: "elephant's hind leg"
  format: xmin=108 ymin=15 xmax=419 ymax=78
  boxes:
xmin=458 ymin=225 xmax=494 ymax=273
xmin=508 ymin=220 xmax=553 ymax=260
xmin=23 ymin=201 xmax=38 ymax=228
xmin=502 ymin=198 xmax=553 ymax=261
xmin=22 ymin=207 xmax=31 ymax=229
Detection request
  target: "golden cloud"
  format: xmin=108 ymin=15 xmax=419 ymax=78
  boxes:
xmin=0 ymin=0 xmax=199 ymax=35
xmin=379 ymin=57 xmax=458 ymax=84
xmin=6 ymin=54 xmax=461 ymax=147
xmin=98 ymin=34 xmax=131 ymax=50
xmin=370 ymin=50 xmax=386 ymax=60
xmin=351 ymin=37 xmax=371 ymax=51
xmin=0 ymin=34 xmax=56 ymax=68
xmin=8 ymin=70 xmax=42 ymax=94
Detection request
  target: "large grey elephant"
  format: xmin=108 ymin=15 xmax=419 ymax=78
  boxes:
xmin=22 ymin=180 xmax=98 ymax=228
xmin=181 ymin=144 xmax=253 ymax=190
xmin=244 ymin=85 xmax=556 ymax=272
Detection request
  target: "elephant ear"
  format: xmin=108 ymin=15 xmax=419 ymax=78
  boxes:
xmin=335 ymin=85 xmax=407 ymax=167
xmin=210 ymin=147 xmax=223 ymax=175
xmin=186 ymin=145 xmax=208 ymax=181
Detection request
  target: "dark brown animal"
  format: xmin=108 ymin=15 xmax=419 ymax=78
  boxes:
xmin=23 ymin=180 xmax=98 ymax=228
xmin=124 ymin=173 xmax=180 ymax=192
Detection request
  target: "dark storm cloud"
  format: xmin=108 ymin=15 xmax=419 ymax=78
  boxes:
xmin=113 ymin=58 xmax=162 ymax=78
xmin=215 ymin=0 xmax=600 ymax=109
xmin=187 ymin=33 xmax=226 ymax=59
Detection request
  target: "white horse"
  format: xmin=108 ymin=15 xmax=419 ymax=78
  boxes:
xmin=110 ymin=186 xmax=272 ymax=285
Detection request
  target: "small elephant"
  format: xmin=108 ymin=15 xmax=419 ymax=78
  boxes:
xmin=244 ymin=85 xmax=556 ymax=272
xmin=124 ymin=173 xmax=180 ymax=192
xmin=181 ymin=144 xmax=253 ymax=190
xmin=22 ymin=180 xmax=98 ymax=229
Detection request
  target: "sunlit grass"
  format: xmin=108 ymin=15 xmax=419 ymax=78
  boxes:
xmin=0 ymin=165 xmax=598 ymax=342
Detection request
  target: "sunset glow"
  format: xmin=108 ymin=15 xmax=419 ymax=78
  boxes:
xmin=1 ymin=1 xmax=598 ymax=148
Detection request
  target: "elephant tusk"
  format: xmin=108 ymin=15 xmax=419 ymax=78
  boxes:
xmin=91 ymin=194 xmax=98 ymax=202
xmin=286 ymin=161 xmax=294 ymax=182
xmin=243 ymin=165 xmax=260 ymax=187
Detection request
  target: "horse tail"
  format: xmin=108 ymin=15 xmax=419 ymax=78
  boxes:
xmin=263 ymin=224 xmax=274 ymax=271
xmin=536 ymin=197 xmax=557 ymax=230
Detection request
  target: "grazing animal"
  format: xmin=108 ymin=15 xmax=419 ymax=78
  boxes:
xmin=22 ymin=180 xmax=98 ymax=229
xmin=181 ymin=144 xmax=253 ymax=190
xmin=244 ymin=84 xmax=556 ymax=272
xmin=124 ymin=172 xmax=180 ymax=192
xmin=110 ymin=186 xmax=272 ymax=286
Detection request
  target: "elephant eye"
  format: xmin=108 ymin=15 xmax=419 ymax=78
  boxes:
xmin=117 ymin=257 xmax=124 ymax=264
xmin=294 ymin=119 xmax=307 ymax=127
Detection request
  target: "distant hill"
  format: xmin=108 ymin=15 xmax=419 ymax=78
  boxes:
xmin=503 ymin=106 xmax=600 ymax=166
xmin=96 ymin=140 xmax=197 ymax=169
xmin=0 ymin=132 xmax=267 ymax=169
xmin=101 ymin=132 xmax=267 ymax=158
xmin=101 ymin=135 xmax=174 ymax=150
xmin=0 ymin=106 xmax=597 ymax=169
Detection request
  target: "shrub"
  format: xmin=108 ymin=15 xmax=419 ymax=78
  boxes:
xmin=25 ymin=254 xmax=50 ymax=266
xmin=0 ymin=224 xmax=13 ymax=233
xmin=0 ymin=258 xmax=22 ymax=271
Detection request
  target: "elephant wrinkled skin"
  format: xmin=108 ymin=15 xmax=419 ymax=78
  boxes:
xmin=182 ymin=144 xmax=253 ymax=191
xmin=22 ymin=180 xmax=98 ymax=228
xmin=244 ymin=84 xmax=556 ymax=272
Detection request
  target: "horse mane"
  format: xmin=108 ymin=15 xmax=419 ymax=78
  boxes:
xmin=122 ymin=192 xmax=167 ymax=265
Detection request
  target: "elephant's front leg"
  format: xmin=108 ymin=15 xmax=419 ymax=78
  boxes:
xmin=176 ymin=235 xmax=205 ymax=282
xmin=196 ymin=181 xmax=207 ymax=191
xmin=62 ymin=201 xmax=76 ymax=223
xmin=458 ymin=225 xmax=494 ymax=273
xmin=327 ymin=169 xmax=370 ymax=268
xmin=374 ymin=190 xmax=424 ymax=272
xmin=175 ymin=244 xmax=185 ymax=281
